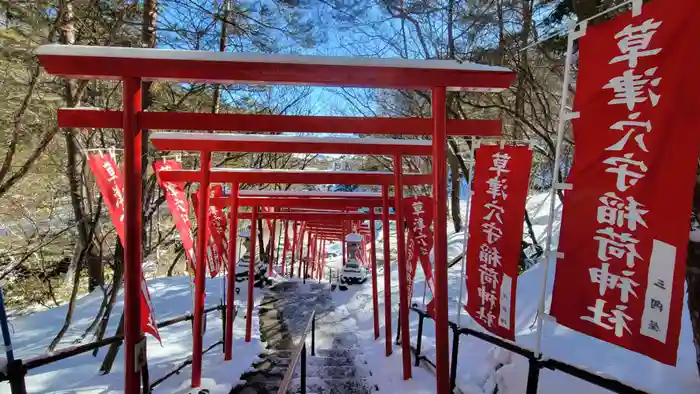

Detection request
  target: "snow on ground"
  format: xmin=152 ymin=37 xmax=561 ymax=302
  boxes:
xmin=328 ymin=284 xmax=438 ymax=393
xmin=331 ymin=192 xmax=699 ymax=394
xmin=11 ymin=190 xmax=698 ymax=393
xmin=3 ymin=276 xmax=265 ymax=393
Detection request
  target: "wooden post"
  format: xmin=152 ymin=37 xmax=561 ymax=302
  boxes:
xmin=393 ymin=154 xmax=411 ymax=379
xmin=245 ymin=206 xmax=257 ymax=342
xmin=224 ymin=182 xmax=239 ymax=360
xmin=122 ymin=77 xmax=143 ymax=393
xmin=432 ymin=86 xmax=450 ymax=393
xmin=369 ymin=208 xmax=380 ymax=339
xmin=192 ymin=150 xmax=212 ymax=387
xmin=381 ymin=185 xmax=392 ymax=357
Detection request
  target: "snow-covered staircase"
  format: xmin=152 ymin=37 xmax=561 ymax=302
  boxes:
xmin=286 ymin=348 xmax=377 ymax=394
xmin=230 ymin=280 xmax=377 ymax=394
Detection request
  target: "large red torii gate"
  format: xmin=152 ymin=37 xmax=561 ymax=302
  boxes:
xmin=156 ymin=139 xmax=432 ymax=387
xmin=187 ymin=171 xmax=414 ymax=362
xmin=195 ymin=182 xmax=399 ymax=355
xmin=36 ymin=45 xmax=515 ymax=394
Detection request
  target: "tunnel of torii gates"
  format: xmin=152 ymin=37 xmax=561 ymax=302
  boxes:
xmin=35 ymin=44 xmax=516 ymax=393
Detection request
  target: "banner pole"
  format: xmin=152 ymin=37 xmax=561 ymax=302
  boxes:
xmin=457 ymin=137 xmax=475 ymax=327
xmin=0 ymin=286 xmax=14 ymax=363
xmin=534 ymin=20 xmax=581 ymax=357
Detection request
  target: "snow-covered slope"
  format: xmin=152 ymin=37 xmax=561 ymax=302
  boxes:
xmin=3 ymin=276 xmax=264 ymax=393
xmin=342 ymin=192 xmax=700 ymax=394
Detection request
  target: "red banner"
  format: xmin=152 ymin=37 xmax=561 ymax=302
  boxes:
xmin=405 ymin=232 xmax=420 ymax=305
xmin=261 ymin=206 xmax=274 ymax=233
xmin=466 ymin=145 xmax=532 ymax=340
xmin=356 ymin=235 xmax=367 ymax=266
xmin=153 ymin=160 xmax=195 ymax=274
xmin=403 ymin=196 xmax=435 ymax=317
xmin=297 ymin=222 xmax=306 ymax=260
xmin=191 ymin=188 xmax=227 ymax=278
xmin=208 ymin=185 xmax=228 ymax=278
xmin=88 ymin=153 xmax=161 ymax=343
xmin=550 ymin=1 xmax=700 ymax=365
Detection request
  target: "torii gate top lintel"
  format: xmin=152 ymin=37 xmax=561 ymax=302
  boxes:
xmin=36 ymin=45 xmax=515 ymax=90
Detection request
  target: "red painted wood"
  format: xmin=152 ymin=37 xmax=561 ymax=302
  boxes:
xmin=226 ymin=211 xmax=396 ymax=221
xmin=258 ymin=212 xmax=376 ymax=220
xmin=393 ymin=155 xmax=411 ymax=380
xmin=58 ymin=109 xmax=502 ymax=137
xmin=122 ymin=78 xmax=142 ymax=393
xmin=433 ymin=87 xmax=450 ymax=394
xmin=281 ymin=221 xmax=289 ymax=275
xmin=158 ymin=169 xmax=432 ymax=186
xmin=305 ymin=231 xmax=312 ymax=278
xmin=192 ymin=151 xmax=212 ymax=387
xmin=245 ymin=206 xmax=257 ymax=342
xmin=342 ymin=221 xmax=346 ymax=267
xmin=291 ymin=221 xmax=297 ymax=278
xmin=150 ymin=135 xmax=432 ymax=156
xmin=208 ymin=196 xmax=388 ymax=210
xmin=370 ymin=208 xmax=380 ymax=340
xmin=268 ymin=217 xmax=276 ymax=276
xmin=381 ymin=185 xmax=392 ymax=357
xmin=224 ymin=182 xmax=239 ymax=360
xmin=39 ymin=52 xmax=515 ymax=89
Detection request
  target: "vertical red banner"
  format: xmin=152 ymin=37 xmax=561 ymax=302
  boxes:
xmin=403 ymin=196 xmax=435 ymax=316
xmin=191 ymin=189 xmax=228 ymax=278
xmin=208 ymin=185 xmax=228 ymax=278
xmin=550 ymin=0 xmax=700 ymax=365
xmin=355 ymin=234 xmax=367 ymax=266
xmin=153 ymin=160 xmax=196 ymax=273
xmin=405 ymin=232 xmax=420 ymax=305
xmin=88 ymin=153 xmax=161 ymax=343
xmin=466 ymin=145 xmax=532 ymax=340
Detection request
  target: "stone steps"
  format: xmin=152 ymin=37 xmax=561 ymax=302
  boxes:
xmin=231 ymin=280 xmax=374 ymax=394
xmin=287 ymin=377 xmax=377 ymax=394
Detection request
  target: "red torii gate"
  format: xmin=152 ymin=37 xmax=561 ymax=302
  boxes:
xmin=36 ymin=45 xmax=515 ymax=393
xmin=187 ymin=173 xmax=410 ymax=364
xmin=169 ymin=163 xmax=424 ymax=387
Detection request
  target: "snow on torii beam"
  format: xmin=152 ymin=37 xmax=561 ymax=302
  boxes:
xmin=37 ymin=45 xmax=514 ymax=90
xmin=151 ymin=133 xmax=432 ymax=156
xmin=239 ymin=190 xmax=383 ymax=198
xmin=207 ymin=197 xmax=391 ymax=210
xmin=159 ymin=169 xmax=431 ymax=186
xmin=230 ymin=211 xmax=395 ymax=220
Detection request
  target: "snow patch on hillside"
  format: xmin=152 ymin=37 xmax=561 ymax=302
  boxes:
xmin=2 ymin=276 xmax=264 ymax=393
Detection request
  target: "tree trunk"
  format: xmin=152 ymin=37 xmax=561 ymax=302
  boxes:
xmin=447 ymin=149 xmax=462 ymax=232
xmin=59 ymin=0 xmax=103 ymax=292
xmin=688 ymin=178 xmax=700 ymax=379
xmin=524 ymin=211 xmax=539 ymax=248
xmin=167 ymin=248 xmax=185 ymax=276
xmin=686 ymin=238 xmax=700 ymax=378
xmin=572 ymin=0 xmax=605 ymax=20
xmin=141 ymin=0 xmax=158 ymax=254
xmin=48 ymin=241 xmax=85 ymax=351
xmin=257 ymin=215 xmax=266 ymax=261
xmin=93 ymin=240 xmax=124 ymax=356
xmin=99 ymin=312 xmax=124 ymax=375
xmin=514 ymin=0 xmax=533 ymax=140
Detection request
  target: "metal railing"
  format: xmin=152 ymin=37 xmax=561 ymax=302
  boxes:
xmin=326 ymin=267 xmax=340 ymax=285
xmin=277 ymin=309 xmax=316 ymax=394
xmin=3 ymin=305 xmax=229 ymax=394
xmin=409 ymin=306 xmax=649 ymax=394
